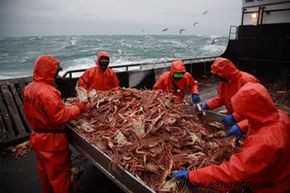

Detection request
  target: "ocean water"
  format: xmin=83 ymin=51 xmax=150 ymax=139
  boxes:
xmin=0 ymin=35 xmax=228 ymax=79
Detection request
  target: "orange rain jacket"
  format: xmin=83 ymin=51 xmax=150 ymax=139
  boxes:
xmin=79 ymin=51 xmax=119 ymax=91
xmin=23 ymin=55 xmax=83 ymax=193
xmin=153 ymin=60 xmax=198 ymax=100
xmin=206 ymin=57 xmax=259 ymax=132
xmin=23 ymin=55 xmax=82 ymax=151
xmin=189 ymin=83 xmax=290 ymax=193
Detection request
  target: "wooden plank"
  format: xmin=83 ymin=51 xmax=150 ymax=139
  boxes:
xmin=0 ymin=133 xmax=30 ymax=147
xmin=0 ymin=114 xmax=6 ymax=139
xmin=0 ymin=76 xmax=32 ymax=85
xmin=11 ymin=84 xmax=31 ymax=133
xmin=17 ymin=81 xmax=26 ymax=101
xmin=0 ymin=91 xmax=15 ymax=139
xmin=1 ymin=85 xmax=26 ymax=135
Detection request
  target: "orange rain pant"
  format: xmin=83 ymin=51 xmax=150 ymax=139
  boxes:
xmin=35 ymin=150 xmax=71 ymax=193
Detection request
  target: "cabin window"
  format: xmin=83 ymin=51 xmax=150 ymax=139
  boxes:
xmin=245 ymin=0 xmax=254 ymax=2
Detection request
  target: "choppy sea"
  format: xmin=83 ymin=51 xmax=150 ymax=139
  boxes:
xmin=0 ymin=35 xmax=228 ymax=79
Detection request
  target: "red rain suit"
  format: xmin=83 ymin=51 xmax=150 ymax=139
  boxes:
xmin=206 ymin=57 xmax=259 ymax=132
xmin=79 ymin=51 xmax=119 ymax=91
xmin=23 ymin=55 xmax=82 ymax=193
xmin=189 ymin=82 xmax=290 ymax=193
xmin=153 ymin=60 xmax=198 ymax=100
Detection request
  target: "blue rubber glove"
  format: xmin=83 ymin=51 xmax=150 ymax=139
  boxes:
xmin=200 ymin=102 xmax=209 ymax=110
xmin=172 ymin=170 xmax=189 ymax=180
xmin=192 ymin=94 xmax=201 ymax=104
xmin=221 ymin=114 xmax=236 ymax=126
xmin=226 ymin=124 xmax=244 ymax=142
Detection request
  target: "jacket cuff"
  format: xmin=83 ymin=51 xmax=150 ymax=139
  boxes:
xmin=205 ymin=101 xmax=214 ymax=110
xmin=188 ymin=170 xmax=198 ymax=184
xmin=232 ymin=112 xmax=242 ymax=122
xmin=237 ymin=120 xmax=249 ymax=134
xmin=191 ymin=84 xmax=199 ymax=94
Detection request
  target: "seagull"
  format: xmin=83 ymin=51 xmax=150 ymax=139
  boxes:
xmin=179 ymin=29 xmax=185 ymax=34
xmin=141 ymin=29 xmax=144 ymax=32
xmin=193 ymin=22 xmax=198 ymax=26
xmin=162 ymin=28 xmax=168 ymax=32
xmin=202 ymin=10 xmax=208 ymax=15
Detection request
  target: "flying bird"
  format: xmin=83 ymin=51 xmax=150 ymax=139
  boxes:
xmin=162 ymin=28 xmax=168 ymax=32
xmin=202 ymin=10 xmax=208 ymax=15
xmin=193 ymin=22 xmax=198 ymax=26
xmin=179 ymin=29 xmax=185 ymax=34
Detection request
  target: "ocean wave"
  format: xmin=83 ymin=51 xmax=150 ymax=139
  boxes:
xmin=60 ymin=57 xmax=95 ymax=75
xmin=0 ymin=35 xmax=228 ymax=79
xmin=159 ymin=40 xmax=188 ymax=48
xmin=201 ymin=44 xmax=226 ymax=54
xmin=0 ymin=71 xmax=31 ymax=80
xmin=17 ymin=56 xmax=31 ymax=63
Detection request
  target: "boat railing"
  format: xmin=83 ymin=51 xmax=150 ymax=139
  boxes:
xmin=61 ymin=56 xmax=217 ymax=78
xmin=0 ymin=56 xmax=217 ymax=147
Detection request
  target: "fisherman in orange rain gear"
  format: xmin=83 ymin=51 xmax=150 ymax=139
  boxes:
xmin=23 ymin=55 xmax=87 ymax=193
xmin=199 ymin=57 xmax=259 ymax=141
xmin=78 ymin=51 xmax=119 ymax=91
xmin=173 ymin=82 xmax=290 ymax=193
xmin=153 ymin=60 xmax=200 ymax=103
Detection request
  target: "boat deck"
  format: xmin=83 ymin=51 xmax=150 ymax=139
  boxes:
xmin=0 ymin=79 xmax=289 ymax=193
xmin=1 ymin=145 xmax=124 ymax=193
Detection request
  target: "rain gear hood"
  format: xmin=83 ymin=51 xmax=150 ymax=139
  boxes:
xmin=232 ymin=82 xmax=279 ymax=129
xmin=170 ymin=60 xmax=186 ymax=80
xmin=211 ymin=57 xmax=239 ymax=80
xmin=96 ymin=51 xmax=110 ymax=72
xmin=33 ymin=55 xmax=60 ymax=85
xmin=170 ymin=60 xmax=186 ymax=74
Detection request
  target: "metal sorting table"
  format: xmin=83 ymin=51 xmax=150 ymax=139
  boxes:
xmin=67 ymin=110 xmax=224 ymax=193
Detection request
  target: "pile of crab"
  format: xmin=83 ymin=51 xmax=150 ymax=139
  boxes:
xmin=66 ymin=88 xmax=238 ymax=193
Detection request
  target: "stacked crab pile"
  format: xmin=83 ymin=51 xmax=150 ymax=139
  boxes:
xmin=67 ymin=88 xmax=237 ymax=193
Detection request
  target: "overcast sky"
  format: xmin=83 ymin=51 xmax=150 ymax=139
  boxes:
xmin=0 ymin=0 xmax=242 ymax=36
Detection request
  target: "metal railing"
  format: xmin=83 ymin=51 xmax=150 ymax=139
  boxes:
xmin=61 ymin=56 xmax=217 ymax=78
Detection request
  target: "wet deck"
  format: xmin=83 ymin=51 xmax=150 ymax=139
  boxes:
xmin=1 ymin=145 xmax=125 ymax=193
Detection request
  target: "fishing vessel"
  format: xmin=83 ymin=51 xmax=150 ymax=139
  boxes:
xmin=1 ymin=0 xmax=289 ymax=193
